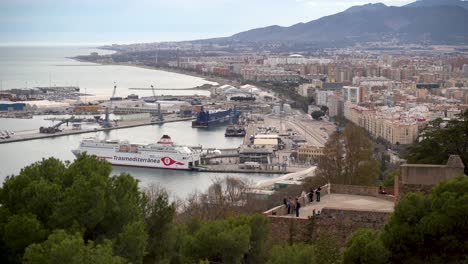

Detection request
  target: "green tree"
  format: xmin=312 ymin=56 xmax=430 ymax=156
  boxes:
xmin=143 ymin=185 xmax=176 ymax=263
xmin=0 ymin=154 xmax=148 ymax=263
xmin=1 ymin=214 xmax=48 ymax=263
xmin=344 ymin=176 xmax=468 ymax=263
xmin=383 ymin=169 xmax=398 ymax=187
xmin=0 ymin=158 xmax=65 ymax=228
xmin=179 ymin=215 xmax=268 ymax=264
xmin=51 ymin=165 xmax=109 ymax=240
xmin=182 ymin=217 xmax=251 ymax=264
xmin=102 ymin=174 xmax=144 ymax=238
xmin=114 ymin=221 xmax=148 ymax=264
xmin=267 ymin=243 xmax=316 ymax=264
xmin=311 ymin=111 xmax=324 ymax=120
xmin=244 ymin=214 xmax=270 ymax=264
xmin=313 ymin=231 xmax=341 ymax=264
xmin=343 ymin=229 xmax=389 ymax=264
xmin=381 ymin=176 xmax=468 ymax=263
xmin=23 ymin=230 xmax=124 ymax=264
xmin=407 ymin=110 xmax=468 ymax=175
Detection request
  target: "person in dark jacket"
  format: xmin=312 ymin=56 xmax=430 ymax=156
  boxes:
xmin=295 ymin=198 xmax=301 ymax=217
xmin=316 ymin=188 xmax=321 ymax=202
xmin=308 ymin=189 xmax=314 ymax=204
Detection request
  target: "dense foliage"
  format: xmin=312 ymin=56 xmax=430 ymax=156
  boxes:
xmin=1 ymin=150 xmax=466 ymax=263
xmin=311 ymin=111 xmax=325 ymax=120
xmin=0 ymin=155 xmax=273 ymax=263
xmin=0 ymin=154 xmax=148 ymax=263
xmin=407 ymin=110 xmax=468 ymax=175
xmin=344 ymin=176 xmax=468 ymax=263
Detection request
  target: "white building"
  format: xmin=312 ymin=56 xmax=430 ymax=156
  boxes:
xmin=463 ymin=64 xmax=468 ymax=78
xmin=316 ymin=90 xmax=334 ymax=106
xmin=343 ymin=86 xmax=362 ymax=104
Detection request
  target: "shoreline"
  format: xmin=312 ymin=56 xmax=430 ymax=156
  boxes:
xmin=72 ymin=57 xmax=240 ymax=90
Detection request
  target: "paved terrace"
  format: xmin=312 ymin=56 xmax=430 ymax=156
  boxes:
xmin=299 ymin=193 xmax=394 ymax=217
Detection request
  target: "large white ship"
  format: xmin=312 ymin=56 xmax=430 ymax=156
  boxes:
xmin=72 ymin=135 xmax=201 ymax=170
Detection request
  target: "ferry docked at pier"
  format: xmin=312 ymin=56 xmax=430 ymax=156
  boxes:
xmin=72 ymin=135 xmax=201 ymax=170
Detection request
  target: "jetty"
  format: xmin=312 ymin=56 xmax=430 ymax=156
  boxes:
xmin=0 ymin=117 xmax=192 ymax=145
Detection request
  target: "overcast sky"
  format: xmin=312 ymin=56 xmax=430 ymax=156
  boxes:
xmin=0 ymin=0 xmax=414 ymax=45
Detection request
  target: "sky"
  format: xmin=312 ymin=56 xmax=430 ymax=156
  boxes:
xmin=0 ymin=0 xmax=414 ymax=45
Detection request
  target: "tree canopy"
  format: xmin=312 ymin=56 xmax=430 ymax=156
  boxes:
xmin=175 ymin=214 xmax=269 ymax=264
xmin=311 ymin=123 xmax=380 ymax=187
xmin=344 ymin=176 xmax=468 ymax=263
xmin=407 ymin=110 xmax=468 ymax=175
xmin=0 ymin=154 xmax=147 ymax=263
xmin=311 ymin=110 xmax=325 ymax=120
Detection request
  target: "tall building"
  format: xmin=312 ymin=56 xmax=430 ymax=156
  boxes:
xmin=463 ymin=64 xmax=468 ymax=78
xmin=316 ymin=90 xmax=334 ymax=106
xmin=342 ymin=86 xmax=362 ymax=104
xmin=327 ymin=94 xmax=344 ymax=118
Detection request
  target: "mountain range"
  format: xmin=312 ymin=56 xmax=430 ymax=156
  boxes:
xmin=213 ymin=0 xmax=468 ymax=45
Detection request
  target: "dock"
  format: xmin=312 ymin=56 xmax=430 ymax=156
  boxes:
xmin=194 ymin=167 xmax=290 ymax=174
xmin=0 ymin=117 xmax=192 ymax=145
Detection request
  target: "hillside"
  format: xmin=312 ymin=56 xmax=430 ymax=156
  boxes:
xmin=224 ymin=2 xmax=468 ymax=44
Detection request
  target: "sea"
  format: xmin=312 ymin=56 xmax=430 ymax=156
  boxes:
xmin=0 ymin=46 xmax=275 ymax=199
xmin=0 ymin=46 xmax=213 ymax=97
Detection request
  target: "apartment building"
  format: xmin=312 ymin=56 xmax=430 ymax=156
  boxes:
xmin=297 ymin=145 xmax=324 ymax=162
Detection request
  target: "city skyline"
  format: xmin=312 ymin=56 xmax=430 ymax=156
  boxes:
xmin=0 ymin=0 xmax=414 ymax=45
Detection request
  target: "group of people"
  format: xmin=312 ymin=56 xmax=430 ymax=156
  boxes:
xmin=282 ymin=187 xmax=323 ymax=217
xmin=283 ymin=197 xmax=302 ymax=217
xmin=305 ymin=187 xmax=322 ymax=204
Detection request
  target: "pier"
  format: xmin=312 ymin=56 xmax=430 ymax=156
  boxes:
xmin=0 ymin=117 xmax=192 ymax=145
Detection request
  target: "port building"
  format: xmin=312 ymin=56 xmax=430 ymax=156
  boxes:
xmin=0 ymin=101 xmax=26 ymax=111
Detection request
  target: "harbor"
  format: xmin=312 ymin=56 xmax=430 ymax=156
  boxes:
xmin=0 ymin=46 xmax=335 ymax=199
xmin=0 ymin=77 xmax=336 ymax=197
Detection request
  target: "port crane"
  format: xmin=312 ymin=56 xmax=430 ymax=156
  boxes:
xmin=39 ymin=116 xmax=75 ymax=134
xmin=151 ymin=85 xmax=164 ymax=121
xmin=102 ymin=83 xmax=117 ymax=128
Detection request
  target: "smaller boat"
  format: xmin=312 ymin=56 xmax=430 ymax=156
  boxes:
xmin=224 ymin=125 xmax=246 ymax=137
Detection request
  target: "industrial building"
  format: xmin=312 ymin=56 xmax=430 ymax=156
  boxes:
xmin=0 ymin=101 xmax=26 ymax=111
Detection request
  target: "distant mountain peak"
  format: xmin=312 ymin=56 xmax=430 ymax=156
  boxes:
xmin=406 ymin=0 xmax=468 ymax=9
xmin=344 ymin=3 xmax=388 ymax=13
xmin=224 ymin=0 xmax=468 ymax=45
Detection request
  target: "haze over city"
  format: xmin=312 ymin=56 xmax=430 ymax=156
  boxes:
xmin=1 ymin=0 xmax=415 ymax=45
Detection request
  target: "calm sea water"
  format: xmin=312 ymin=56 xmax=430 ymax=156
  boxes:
xmin=0 ymin=46 xmax=274 ymax=199
xmin=0 ymin=46 xmax=214 ymax=97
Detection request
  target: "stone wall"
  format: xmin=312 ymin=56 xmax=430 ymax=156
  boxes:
xmin=266 ymin=216 xmax=311 ymax=243
xmin=313 ymin=208 xmax=391 ymax=242
xmin=330 ymin=184 xmax=379 ymax=197
xmin=398 ymin=155 xmax=465 ymax=199
xmin=266 ymin=208 xmax=391 ymax=243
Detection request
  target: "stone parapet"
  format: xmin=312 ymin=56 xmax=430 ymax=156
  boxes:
xmin=330 ymin=184 xmax=379 ymax=197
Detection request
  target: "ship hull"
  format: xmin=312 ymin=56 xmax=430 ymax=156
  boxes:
xmin=224 ymin=134 xmax=246 ymax=137
xmin=192 ymin=117 xmax=233 ymax=128
xmin=192 ymin=109 xmax=240 ymax=128
xmin=73 ymin=148 xmax=200 ymax=171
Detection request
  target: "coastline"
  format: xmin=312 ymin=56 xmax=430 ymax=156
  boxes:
xmin=72 ymin=57 xmax=240 ymax=89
